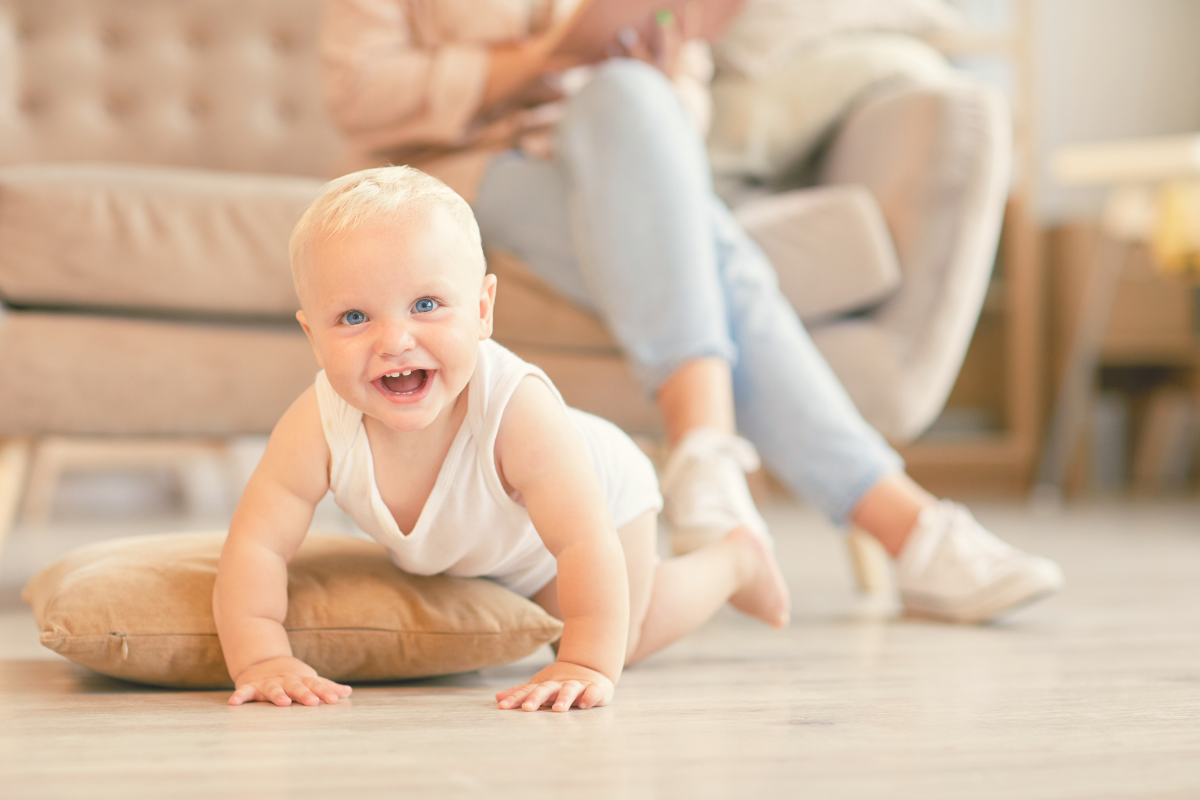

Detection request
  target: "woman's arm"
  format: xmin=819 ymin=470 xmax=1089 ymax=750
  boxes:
xmin=213 ymin=387 xmax=348 ymax=706
xmin=320 ymin=0 xmax=590 ymax=154
xmin=493 ymin=376 xmax=630 ymax=710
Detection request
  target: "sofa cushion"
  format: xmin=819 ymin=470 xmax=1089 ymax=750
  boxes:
xmin=818 ymin=81 xmax=1010 ymax=441
xmin=485 ymin=253 xmax=662 ymax=434
xmin=0 ymin=308 xmax=316 ymax=436
xmin=0 ymin=163 xmax=321 ymax=316
xmin=22 ymin=531 xmax=564 ymax=689
xmin=0 ymin=0 xmax=342 ymax=175
xmin=714 ymin=0 xmax=959 ymax=78
xmin=488 ymin=251 xmax=619 ymax=352
xmin=734 ymin=185 xmax=902 ymax=323
xmin=709 ymin=33 xmax=953 ymax=181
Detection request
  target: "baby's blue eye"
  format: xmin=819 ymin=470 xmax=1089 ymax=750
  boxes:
xmin=341 ymin=310 xmax=367 ymax=325
xmin=414 ymin=298 xmax=439 ymax=313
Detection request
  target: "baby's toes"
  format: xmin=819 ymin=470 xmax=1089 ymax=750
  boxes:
xmin=727 ymin=526 xmax=792 ymax=628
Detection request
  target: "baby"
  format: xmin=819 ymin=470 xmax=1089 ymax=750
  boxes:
xmin=213 ymin=166 xmax=790 ymax=712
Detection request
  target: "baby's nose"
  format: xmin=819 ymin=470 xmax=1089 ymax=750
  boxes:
xmin=375 ymin=320 xmax=416 ymax=356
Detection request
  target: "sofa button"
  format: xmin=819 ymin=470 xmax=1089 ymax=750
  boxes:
xmin=271 ymin=30 xmax=296 ymax=53
xmin=277 ymin=99 xmax=299 ymax=123
xmin=185 ymin=27 xmax=213 ymax=50
xmin=188 ymin=95 xmax=210 ymax=119
xmin=105 ymin=93 xmax=134 ymax=118
xmin=18 ymin=93 xmax=44 ymax=116
xmin=100 ymin=28 xmax=127 ymax=50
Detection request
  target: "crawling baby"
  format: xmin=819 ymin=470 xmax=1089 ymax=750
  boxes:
xmin=212 ymin=166 xmax=790 ymax=712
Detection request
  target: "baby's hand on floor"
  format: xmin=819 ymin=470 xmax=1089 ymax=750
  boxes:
xmin=496 ymin=662 xmax=614 ymax=712
xmin=228 ymin=656 xmax=352 ymax=707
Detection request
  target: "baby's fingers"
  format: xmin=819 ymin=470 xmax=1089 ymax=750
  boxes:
xmin=282 ymin=678 xmax=322 ymax=707
xmin=551 ymin=680 xmax=586 ymax=712
xmin=578 ymin=682 xmax=608 ymax=710
xmin=228 ymin=684 xmax=259 ymax=706
xmin=495 ymin=683 xmax=528 ymax=703
xmin=497 ymin=683 xmax=534 ymax=709
xmin=521 ymin=682 xmax=561 ymax=712
xmin=306 ymin=677 xmax=352 ymax=704
xmin=252 ymin=681 xmax=292 ymax=707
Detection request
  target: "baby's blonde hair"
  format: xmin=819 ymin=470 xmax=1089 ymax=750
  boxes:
xmin=289 ymin=165 xmax=484 ymax=294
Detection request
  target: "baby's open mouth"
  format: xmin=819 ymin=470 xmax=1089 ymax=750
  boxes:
xmin=380 ymin=369 xmax=429 ymax=395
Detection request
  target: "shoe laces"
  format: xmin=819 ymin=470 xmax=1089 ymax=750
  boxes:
xmin=660 ymin=428 xmax=765 ymax=532
xmin=904 ymin=501 xmax=1015 ymax=581
xmin=661 ymin=428 xmax=761 ymax=496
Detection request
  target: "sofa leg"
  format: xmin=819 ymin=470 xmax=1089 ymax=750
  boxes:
xmin=846 ymin=527 xmax=892 ymax=595
xmin=0 ymin=437 xmax=33 ymax=560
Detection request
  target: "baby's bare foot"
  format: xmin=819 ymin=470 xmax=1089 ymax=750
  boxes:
xmin=727 ymin=526 xmax=791 ymax=628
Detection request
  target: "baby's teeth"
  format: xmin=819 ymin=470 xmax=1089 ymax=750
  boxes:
xmin=402 ymin=370 xmax=412 ymax=376
xmin=385 ymin=372 xmax=399 ymax=378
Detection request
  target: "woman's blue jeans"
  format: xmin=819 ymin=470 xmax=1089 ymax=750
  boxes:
xmin=473 ymin=59 xmax=903 ymax=524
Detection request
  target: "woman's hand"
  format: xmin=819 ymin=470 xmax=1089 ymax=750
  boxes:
xmin=228 ymin=656 xmax=352 ymax=707
xmin=616 ymin=7 xmax=695 ymax=79
xmin=496 ymin=661 xmax=615 ymax=712
xmin=481 ymin=15 xmax=602 ymax=112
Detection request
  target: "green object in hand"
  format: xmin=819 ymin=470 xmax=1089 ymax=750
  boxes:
xmin=655 ymin=8 xmax=675 ymax=27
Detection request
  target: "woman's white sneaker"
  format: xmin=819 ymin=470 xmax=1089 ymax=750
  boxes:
xmin=660 ymin=428 xmax=770 ymax=555
xmin=896 ymin=500 xmax=1064 ymax=623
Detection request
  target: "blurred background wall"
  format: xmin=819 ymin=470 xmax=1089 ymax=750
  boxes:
xmin=1035 ymin=0 xmax=1200 ymax=222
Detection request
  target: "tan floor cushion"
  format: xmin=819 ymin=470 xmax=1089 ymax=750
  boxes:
xmin=22 ymin=532 xmax=563 ymax=689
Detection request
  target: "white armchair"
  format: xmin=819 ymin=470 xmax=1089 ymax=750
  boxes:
xmin=709 ymin=33 xmax=1012 ymax=443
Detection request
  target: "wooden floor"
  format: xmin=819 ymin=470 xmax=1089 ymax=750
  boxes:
xmin=1 ymin=499 xmax=1199 ymax=799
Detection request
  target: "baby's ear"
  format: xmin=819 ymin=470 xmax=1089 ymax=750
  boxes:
xmin=479 ymin=273 xmax=498 ymax=340
xmin=296 ymin=310 xmax=324 ymax=367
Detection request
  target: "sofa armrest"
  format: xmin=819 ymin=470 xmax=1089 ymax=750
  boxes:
xmin=0 ymin=163 xmax=323 ymax=317
xmin=816 ymin=79 xmax=1011 ymax=440
xmin=733 ymin=185 xmax=902 ymax=324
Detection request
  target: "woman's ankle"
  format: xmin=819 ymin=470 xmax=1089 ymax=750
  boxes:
xmin=656 ymin=357 xmax=736 ymax=446
xmin=849 ymin=472 xmax=937 ymax=557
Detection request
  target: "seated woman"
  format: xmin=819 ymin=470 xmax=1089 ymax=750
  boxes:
xmin=318 ymin=0 xmax=1062 ymax=623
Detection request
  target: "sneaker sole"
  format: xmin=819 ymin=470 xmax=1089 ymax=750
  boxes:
xmin=901 ymin=563 xmax=1065 ymax=624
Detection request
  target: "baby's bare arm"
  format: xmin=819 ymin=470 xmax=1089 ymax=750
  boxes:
xmin=213 ymin=386 xmax=349 ymax=706
xmin=493 ymin=377 xmax=630 ymax=711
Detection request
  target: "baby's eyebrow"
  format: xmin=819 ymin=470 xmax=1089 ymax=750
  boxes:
xmin=407 ymin=275 xmax=463 ymax=295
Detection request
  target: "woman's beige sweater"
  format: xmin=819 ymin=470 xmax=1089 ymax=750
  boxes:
xmin=319 ymin=0 xmax=711 ymax=198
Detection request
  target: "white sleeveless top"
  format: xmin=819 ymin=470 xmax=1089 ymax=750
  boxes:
xmin=314 ymin=339 xmax=662 ymax=597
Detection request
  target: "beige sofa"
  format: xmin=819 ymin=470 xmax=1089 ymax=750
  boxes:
xmin=0 ymin=0 xmax=1008 ymax=544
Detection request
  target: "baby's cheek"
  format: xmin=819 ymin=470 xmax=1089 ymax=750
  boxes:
xmin=450 ymin=338 xmax=480 ymax=382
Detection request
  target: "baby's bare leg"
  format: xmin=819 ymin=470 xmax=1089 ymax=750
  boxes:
xmin=534 ymin=512 xmax=791 ymax=668
xmin=617 ymin=510 xmax=659 ymax=662
xmin=536 ymin=513 xmax=658 ymax=659
xmin=622 ymin=514 xmax=791 ymax=666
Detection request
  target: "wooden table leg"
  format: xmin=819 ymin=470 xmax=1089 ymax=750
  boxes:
xmin=1034 ymin=238 xmax=1131 ymax=502
xmin=0 ymin=437 xmax=33 ymax=561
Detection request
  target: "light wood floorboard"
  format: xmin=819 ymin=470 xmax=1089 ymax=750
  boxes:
xmin=1 ymin=500 xmax=1199 ymax=799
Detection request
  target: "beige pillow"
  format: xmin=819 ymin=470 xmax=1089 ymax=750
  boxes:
xmin=0 ymin=163 xmax=320 ymax=316
xmin=715 ymin=0 xmax=960 ymax=78
xmin=22 ymin=532 xmax=563 ymax=689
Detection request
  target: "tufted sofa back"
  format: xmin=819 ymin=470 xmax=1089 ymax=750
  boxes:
xmin=0 ymin=0 xmax=343 ymax=177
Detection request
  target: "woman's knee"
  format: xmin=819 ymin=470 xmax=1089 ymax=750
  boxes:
xmin=564 ymin=58 xmax=689 ymax=141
